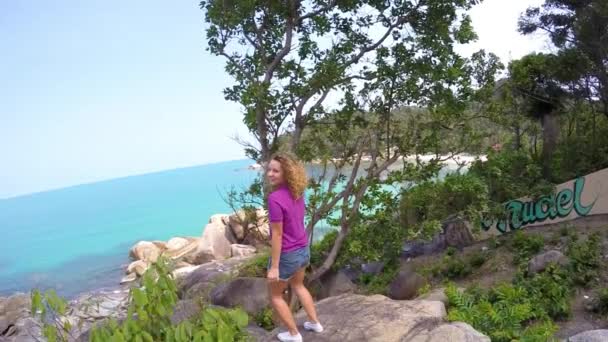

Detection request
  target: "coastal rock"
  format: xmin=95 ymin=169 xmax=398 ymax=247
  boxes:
xmin=179 ymin=256 xmax=254 ymax=300
xmin=569 ymin=330 xmax=608 ymax=342
xmin=417 ymin=288 xmax=449 ymax=306
xmin=228 ymin=210 xmax=248 ymax=241
xmin=209 ymin=214 xmax=229 ymax=226
xmin=167 ymin=237 xmax=189 ymax=251
xmin=388 ymin=265 xmax=427 ymax=300
xmin=172 ymin=265 xmax=201 ymax=280
xmin=151 ymin=241 xmax=168 ymax=251
xmin=129 ymin=241 xmax=161 ymax=263
xmin=231 ymin=244 xmax=257 ymax=258
xmin=127 ymin=260 xmax=148 ymax=276
xmin=0 ymin=293 xmax=31 ymax=339
xmin=407 ymin=322 xmax=490 ymax=342
xmin=120 ymin=273 xmax=137 ymax=284
xmin=70 ymin=289 xmax=130 ymax=321
xmin=361 ymin=261 xmax=385 ymax=275
xmin=528 ymin=250 xmax=569 ymax=275
xmin=209 ymin=277 xmax=269 ymax=315
xmin=316 ymin=270 xmax=357 ymax=300
xmin=190 ymin=219 xmax=237 ymax=264
xmin=261 ymin=293 xmax=449 ymax=342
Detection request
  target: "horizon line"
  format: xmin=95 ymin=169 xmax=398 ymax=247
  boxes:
xmin=0 ymin=157 xmax=252 ymax=201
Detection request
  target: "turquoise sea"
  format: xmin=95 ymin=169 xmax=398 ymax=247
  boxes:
xmin=0 ymin=159 xmax=257 ymax=298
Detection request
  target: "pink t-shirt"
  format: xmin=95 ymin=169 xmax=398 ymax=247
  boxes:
xmin=267 ymin=184 xmax=308 ymax=253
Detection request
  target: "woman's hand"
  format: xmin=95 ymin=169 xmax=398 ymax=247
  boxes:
xmin=267 ymin=267 xmax=279 ymax=282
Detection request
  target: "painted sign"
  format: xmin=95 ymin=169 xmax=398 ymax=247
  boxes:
xmin=479 ymin=167 xmax=607 ymax=237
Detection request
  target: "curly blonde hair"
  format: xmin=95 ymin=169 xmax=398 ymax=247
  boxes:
xmin=270 ymin=153 xmax=308 ymax=199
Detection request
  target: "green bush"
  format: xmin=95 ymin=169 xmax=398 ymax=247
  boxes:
xmin=399 ymin=172 xmax=490 ymax=235
xmin=593 ymin=288 xmax=608 ymax=316
xmin=446 ymin=283 xmax=557 ymax=342
xmin=32 ymin=257 xmax=250 ymax=342
xmin=444 ymin=257 xmax=473 ymax=279
xmin=509 ymin=231 xmax=544 ymax=265
xmin=310 ymin=230 xmax=338 ymax=267
xmin=359 ymin=262 xmax=399 ymax=295
xmin=468 ymin=251 xmax=487 ymax=269
xmin=566 ymin=233 xmax=601 ymax=286
xmin=238 ymin=251 xmax=270 ymax=278
xmin=253 ymin=307 xmax=275 ymax=331
xmin=517 ymin=265 xmax=572 ymax=320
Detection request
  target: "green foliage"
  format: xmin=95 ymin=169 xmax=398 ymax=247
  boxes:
xmin=238 ymin=250 xmax=270 ymax=278
xmin=517 ymin=265 xmax=572 ymax=320
xmin=253 ymin=307 xmax=275 ymax=331
xmin=468 ymin=250 xmax=487 ymax=269
xmin=310 ymin=230 xmax=338 ymax=268
xmin=32 ymin=257 xmax=250 ymax=342
xmin=359 ymin=262 xmax=400 ymax=295
xmin=509 ymin=231 xmax=544 ymax=265
xmin=446 ymin=283 xmax=557 ymax=342
xmin=399 ymin=172 xmax=490 ymax=235
xmin=469 ymin=149 xmax=551 ymax=204
xmin=593 ymin=288 xmax=608 ymax=316
xmin=566 ymin=233 xmax=602 ymax=286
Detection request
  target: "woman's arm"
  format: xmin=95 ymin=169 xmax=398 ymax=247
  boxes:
xmin=269 ymin=221 xmax=283 ymax=271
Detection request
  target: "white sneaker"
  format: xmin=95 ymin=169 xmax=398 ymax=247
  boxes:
xmin=277 ymin=331 xmax=303 ymax=342
xmin=303 ymin=321 xmax=324 ymax=333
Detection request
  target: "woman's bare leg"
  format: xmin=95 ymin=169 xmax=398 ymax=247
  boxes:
xmin=288 ymin=267 xmax=319 ymax=323
xmin=268 ymin=279 xmax=299 ymax=335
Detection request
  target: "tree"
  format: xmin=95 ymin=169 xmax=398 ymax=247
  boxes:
xmin=519 ymin=0 xmax=608 ymax=117
xmin=202 ymin=0 xmax=502 ymax=281
xmin=506 ymin=53 xmax=566 ymax=179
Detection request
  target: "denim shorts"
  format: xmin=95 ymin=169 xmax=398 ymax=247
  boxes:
xmin=267 ymin=245 xmax=310 ymax=281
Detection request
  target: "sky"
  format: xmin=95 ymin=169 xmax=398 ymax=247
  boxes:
xmin=0 ymin=0 xmax=547 ymax=199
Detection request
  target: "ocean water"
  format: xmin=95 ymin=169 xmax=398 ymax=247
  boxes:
xmin=0 ymin=159 xmax=257 ymax=298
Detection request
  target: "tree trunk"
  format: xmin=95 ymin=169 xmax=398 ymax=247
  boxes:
xmin=307 ymin=227 xmax=348 ymax=284
xmin=541 ymin=111 xmax=559 ymax=179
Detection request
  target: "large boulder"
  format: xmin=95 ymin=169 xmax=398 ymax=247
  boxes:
xmin=528 ymin=250 xmax=569 ymax=275
xmin=0 ymin=293 xmax=31 ymax=340
xmin=167 ymin=237 xmax=190 ymax=251
xmin=179 ymin=256 xmax=254 ymax=300
xmin=188 ymin=218 xmax=237 ymax=264
xmin=129 ymin=241 xmax=161 ymax=263
xmin=228 ymin=210 xmax=248 ymax=241
xmin=231 ymin=244 xmax=257 ymax=258
xmin=361 ymin=261 xmax=385 ymax=276
xmin=127 ymin=260 xmax=148 ymax=276
xmin=406 ymin=321 xmax=490 ymax=342
xmin=261 ymin=294 xmax=447 ymax=342
xmin=388 ymin=265 xmax=427 ymax=300
xmin=417 ymin=288 xmax=449 ymax=306
xmin=258 ymin=293 xmax=490 ymax=342
xmin=316 ymin=270 xmax=357 ymax=300
xmin=209 ymin=277 xmax=269 ymax=315
xmin=569 ymin=330 xmax=608 ymax=342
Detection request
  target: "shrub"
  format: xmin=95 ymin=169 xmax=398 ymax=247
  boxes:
xmin=32 ymin=257 xmax=250 ymax=342
xmin=468 ymin=250 xmax=487 ymax=268
xmin=517 ymin=265 xmax=572 ymax=320
xmin=359 ymin=262 xmax=399 ymax=295
xmin=566 ymin=233 xmax=601 ymax=286
xmin=509 ymin=231 xmax=544 ymax=265
xmin=593 ymin=288 xmax=608 ymax=316
xmin=238 ymin=251 xmax=270 ymax=278
xmin=446 ymin=283 xmax=557 ymax=342
xmin=444 ymin=257 xmax=473 ymax=279
xmin=253 ymin=307 xmax=275 ymax=331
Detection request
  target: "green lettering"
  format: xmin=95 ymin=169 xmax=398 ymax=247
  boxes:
xmin=535 ymin=196 xmax=553 ymax=221
xmin=556 ymin=189 xmax=573 ymax=217
xmin=522 ymin=201 xmax=537 ymax=225
xmin=497 ymin=220 xmax=507 ymax=233
xmin=506 ymin=200 xmax=523 ymax=230
xmin=573 ymin=177 xmax=595 ymax=216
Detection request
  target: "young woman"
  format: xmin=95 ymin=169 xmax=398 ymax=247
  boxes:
xmin=266 ymin=153 xmax=323 ymax=342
